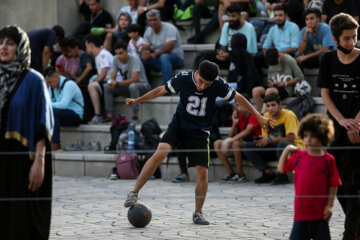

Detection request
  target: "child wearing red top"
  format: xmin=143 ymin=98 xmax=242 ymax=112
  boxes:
xmin=214 ymin=102 xmax=261 ymax=182
xmin=278 ymin=114 xmax=342 ymax=240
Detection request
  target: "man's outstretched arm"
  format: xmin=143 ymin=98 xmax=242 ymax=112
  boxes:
xmin=126 ymin=86 xmax=168 ymax=107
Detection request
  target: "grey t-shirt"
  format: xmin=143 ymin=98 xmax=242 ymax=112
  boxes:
xmin=143 ymin=22 xmax=184 ymax=59
xmin=267 ymin=54 xmax=304 ymax=96
xmin=112 ymin=55 xmax=149 ymax=85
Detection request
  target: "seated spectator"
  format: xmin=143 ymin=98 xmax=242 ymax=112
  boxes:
xmin=253 ymin=47 xmax=304 ymax=113
xmin=55 ymin=38 xmax=80 ymax=79
xmin=187 ymin=0 xmax=220 ymax=44
xmin=297 ymin=8 xmax=336 ymax=68
xmin=44 ymin=67 xmax=84 ymax=151
xmin=27 ymin=25 xmax=65 ymax=72
xmin=193 ymin=3 xmax=257 ymax=69
xmin=141 ymin=9 xmax=184 ymax=85
xmin=228 ymin=33 xmax=260 ymax=98
xmin=218 ymin=0 xmax=250 ymax=28
xmin=104 ymin=41 xmax=151 ymax=122
xmin=262 ymin=5 xmax=300 ymax=54
xmin=321 ymin=0 xmax=359 ymax=24
xmin=72 ymin=0 xmax=113 ymax=42
xmin=253 ymin=4 xmax=300 ymax=78
xmin=117 ymin=0 xmax=141 ymax=24
xmin=137 ymin=0 xmax=176 ymax=34
xmin=84 ymin=34 xmax=113 ymax=123
xmin=127 ymin=24 xmax=144 ymax=58
xmin=101 ymin=12 xmax=131 ymax=52
xmin=68 ymin=38 xmax=97 ymax=122
xmin=242 ymin=93 xmax=304 ymax=184
xmin=214 ymin=101 xmax=261 ymax=182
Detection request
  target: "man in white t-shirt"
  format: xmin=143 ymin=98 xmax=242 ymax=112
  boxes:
xmin=141 ymin=9 xmax=184 ymax=85
xmin=84 ymin=34 xmax=113 ymax=123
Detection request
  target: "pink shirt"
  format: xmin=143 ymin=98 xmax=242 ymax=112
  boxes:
xmin=56 ymin=55 xmax=80 ymax=76
xmin=283 ymin=150 xmax=341 ymax=221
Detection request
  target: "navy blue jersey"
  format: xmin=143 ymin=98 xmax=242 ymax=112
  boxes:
xmin=165 ymin=70 xmax=236 ymax=138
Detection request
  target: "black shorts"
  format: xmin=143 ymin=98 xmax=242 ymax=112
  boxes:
xmin=160 ymin=127 xmax=210 ymax=168
xmin=275 ymin=86 xmax=289 ymax=100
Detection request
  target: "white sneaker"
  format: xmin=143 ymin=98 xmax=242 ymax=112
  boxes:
xmin=230 ymin=174 xmax=247 ymax=183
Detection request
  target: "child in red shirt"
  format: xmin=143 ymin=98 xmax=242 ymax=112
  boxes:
xmin=278 ymin=113 xmax=342 ymax=240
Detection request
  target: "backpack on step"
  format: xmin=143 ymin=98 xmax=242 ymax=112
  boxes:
xmin=116 ymin=153 xmax=138 ymax=179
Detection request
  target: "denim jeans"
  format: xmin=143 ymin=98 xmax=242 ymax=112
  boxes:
xmin=52 ymin=108 xmax=82 ymax=144
xmin=242 ymin=141 xmax=293 ymax=171
xmin=142 ymin=54 xmax=184 ymax=85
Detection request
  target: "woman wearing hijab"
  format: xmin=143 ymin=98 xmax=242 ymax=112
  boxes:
xmin=0 ymin=26 xmax=54 ymax=239
xmin=228 ymin=33 xmax=260 ymax=98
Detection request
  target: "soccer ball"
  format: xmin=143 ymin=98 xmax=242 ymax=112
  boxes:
xmin=308 ymin=1 xmax=323 ymax=11
xmin=294 ymin=80 xmax=312 ymax=96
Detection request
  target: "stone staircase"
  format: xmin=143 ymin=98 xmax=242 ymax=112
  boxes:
xmin=53 ymin=19 xmax=325 ymax=182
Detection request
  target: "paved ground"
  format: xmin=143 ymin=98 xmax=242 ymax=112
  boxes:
xmin=51 ymin=176 xmax=345 ymax=239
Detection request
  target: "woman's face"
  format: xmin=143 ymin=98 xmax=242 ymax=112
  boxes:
xmin=118 ymin=15 xmax=130 ymax=30
xmin=0 ymin=37 xmax=18 ymax=63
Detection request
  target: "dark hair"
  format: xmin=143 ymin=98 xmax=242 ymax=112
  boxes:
xmin=230 ymin=33 xmax=247 ymax=50
xmin=330 ymin=13 xmax=359 ymax=41
xmin=226 ymin=3 xmax=242 ymax=14
xmin=198 ymin=60 xmax=219 ymax=82
xmin=0 ymin=26 xmax=20 ymax=45
xmin=67 ymin=37 xmax=81 ymax=49
xmin=58 ymin=38 xmax=69 ymax=48
xmin=274 ymin=4 xmax=287 ymax=14
xmin=304 ymin=8 xmax=321 ymax=19
xmin=127 ymin=24 xmax=141 ymax=33
xmin=43 ymin=66 xmax=59 ymax=77
xmin=52 ymin=25 xmax=65 ymax=40
xmin=118 ymin=12 xmax=131 ymax=22
xmin=84 ymin=34 xmax=102 ymax=47
xmin=264 ymin=92 xmax=281 ymax=104
xmin=113 ymin=41 xmax=128 ymax=51
xmin=265 ymin=47 xmax=279 ymax=66
xmin=298 ymin=113 xmax=334 ymax=146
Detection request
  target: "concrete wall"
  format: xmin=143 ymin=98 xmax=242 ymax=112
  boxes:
xmin=1 ymin=0 xmax=127 ymax=35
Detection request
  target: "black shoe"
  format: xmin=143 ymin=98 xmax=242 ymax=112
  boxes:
xmin=254 ymin=172 xmax=275 ymax=184
xmin=271 ymin=173 xmax=289 ymax=185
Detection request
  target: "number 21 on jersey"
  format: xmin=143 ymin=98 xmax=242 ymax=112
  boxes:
xmin=186 ymin=96 xmax=208 ymax=116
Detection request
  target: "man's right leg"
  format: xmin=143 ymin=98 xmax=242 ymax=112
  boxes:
xmin=88 ymin=82 xmax=102 ymax=115
xmin=252 ymin=86 xmax=265 ymax=112
xmin=124 ymin=143 xmax=171 ymax=207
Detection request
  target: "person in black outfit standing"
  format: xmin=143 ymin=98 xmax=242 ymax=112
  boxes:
xmin=317 ymin=13 xmax=360 ymax=240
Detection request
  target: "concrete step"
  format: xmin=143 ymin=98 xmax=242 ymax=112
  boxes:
xmin=52 ymin=151 xmax=283 ymax=182
xmin=61 ymin=97 xmax=326 ymax=149
xmin=174 ymin=19 xmax=221 ymax=45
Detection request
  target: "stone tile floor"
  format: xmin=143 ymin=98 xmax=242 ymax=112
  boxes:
xmin=51 ymin=176 xmax=345 ymax=239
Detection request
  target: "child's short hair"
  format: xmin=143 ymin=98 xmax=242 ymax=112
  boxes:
xmin=264 ymin=92 xmax=281 ymax=104
xmin=298 ymin=113 xmax=335 ymax=146
xmin=198 ymin=60 xmax=219 ymax=82
xmin=113 ymin=41 xmax=128 ymax=51
xmin=127 ymin=24 xmax=141 ymax=33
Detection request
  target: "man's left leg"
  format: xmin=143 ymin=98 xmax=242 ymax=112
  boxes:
xmin=193 ymin=165 xmax=210 ymax=225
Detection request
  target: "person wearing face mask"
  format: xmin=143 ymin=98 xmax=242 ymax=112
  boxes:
xmin=317 ymin=13 xmax=360 ymax=240
xmin=0 ymin=26 xmax=54 ymax=239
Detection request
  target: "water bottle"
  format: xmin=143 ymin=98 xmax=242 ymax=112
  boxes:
xmin=127 ymin=123 xmax=136 ymax=151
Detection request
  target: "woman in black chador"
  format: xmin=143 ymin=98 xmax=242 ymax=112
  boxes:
xmin=0 ymin=25 xmax=54 ymax=240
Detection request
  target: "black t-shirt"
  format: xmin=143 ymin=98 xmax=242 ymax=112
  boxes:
xmin=286 ymin=0 xmax=305 ymax=29
xmin=79 ymin=2 xmax=113 ymax=28
xmin=165 ymin=70 xmax=236 ymax=138
xmin=78 ymin=51 xmax=96 ymax=87
xmin=317 ymin=50 xmax=360 ymax=127
xmin=322 ymin=0 xmax=359 ymax=23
